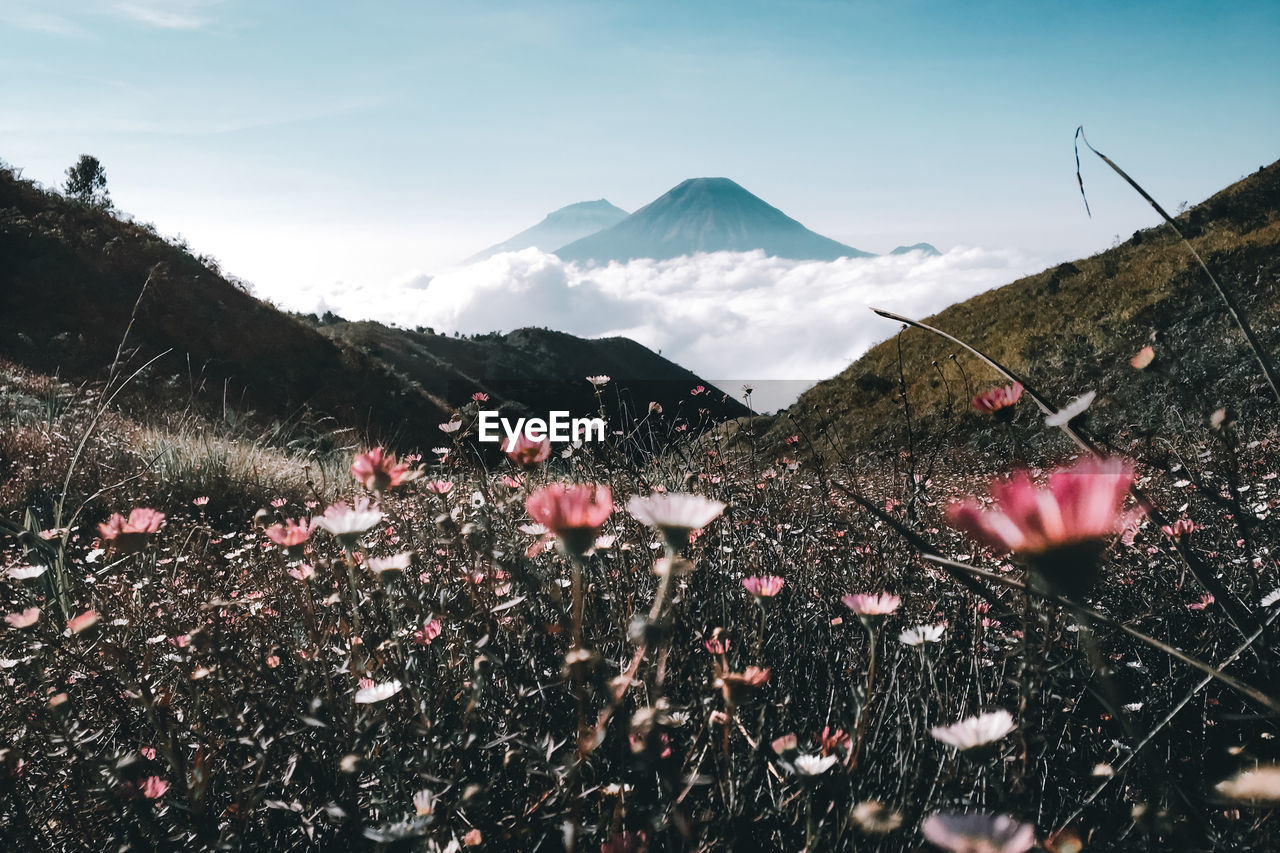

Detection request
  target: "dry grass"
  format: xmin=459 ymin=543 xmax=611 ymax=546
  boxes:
xmin=134 ymin=423 xmax=350 ymax=512
xmin=770 ymin=160 xmax=1280 ymax=460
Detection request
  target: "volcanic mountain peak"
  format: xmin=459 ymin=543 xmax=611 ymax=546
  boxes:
xmin=890 ymin=242 xmax=941 ymax=256
xmin=465 ymin=198 xmax=628 ymax=263
xmin=555 ymin=177 xmax=873 ymax=263
xmin=543 ymin=199 xmax=627 ymax=223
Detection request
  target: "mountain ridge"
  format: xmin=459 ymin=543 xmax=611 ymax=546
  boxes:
xmin=466 ymin=199 xmax=628 ymax=263
xmin=890 ymin=242 xmax=940 ymax=256
xmin=556 ymin=177 xmax=873 ymax=263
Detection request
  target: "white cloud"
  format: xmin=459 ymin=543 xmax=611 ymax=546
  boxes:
xmin=112 ymin=1 xmax=221 ymax=29
xmin=0 ymin=3 xmax=83 ymax=34
xmin=0 ymin=1 xmax=222 ymax=35
xmin=255 ymin=247 xmax=1044 ymax=412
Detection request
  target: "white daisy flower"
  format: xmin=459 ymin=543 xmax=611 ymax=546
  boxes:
xmin=1045 ymin=390 xmax=1096 ymax=427
xmin=627 ymin=493 xmax=726 ymax=549
xmin=367 ymin=552 xmax=413 ymax=575
xmin=793 ymin=753 xmax=839 ymax=776
xmin=898 ymin=623 xmax=946 ymax=646
xmin=355 ymin=680 xmax=404 ymax=704
xmin=7 ymin=565 xmax=47 ymax=580
xmin=931 ymin=709 xmax=1016 ymax=751
xmin=1215 ymin=765 xmax=1280 ymax=804
xmin=313 ymin=498 xmax=384 ymax=546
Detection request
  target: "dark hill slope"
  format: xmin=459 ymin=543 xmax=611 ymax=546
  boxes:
xmin=767 ymin=160 xmax=1280 ymax=458
xmin=317 ymin=321 xmax=752 ymax=425
xmin=0 ymin=165 xmax=454 ymax=443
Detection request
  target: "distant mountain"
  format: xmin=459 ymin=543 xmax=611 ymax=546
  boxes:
xmin=890 ymin=242 xmax=940 ymax=256
xmin=0 ymin=164 xmax=743 ymax=450
xmin=555 ymin=177 xmax=873 ymax=263
xmin=466 ymin=199 xmax=628 ymax=263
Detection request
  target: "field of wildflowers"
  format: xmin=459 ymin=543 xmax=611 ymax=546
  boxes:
xmin=2 ymin=149 xmax=1280 ymax=853
xmin=3 ymin=343 xmax=1280 ymax=852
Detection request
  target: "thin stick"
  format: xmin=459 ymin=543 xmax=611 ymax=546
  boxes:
xmin=919 ymin=553 xmax=1280 ymax=714
xmin=1053 ymin=604 xmax=1280 ymax=833
xmin=1074 ymin=127 xmax=1280 ymax=405
xmin=869 ymin=308 xmax=1261 ymax=644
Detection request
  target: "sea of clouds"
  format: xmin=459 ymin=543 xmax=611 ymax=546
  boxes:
xmin=259 ymin=247 xmax=1047 ymax=412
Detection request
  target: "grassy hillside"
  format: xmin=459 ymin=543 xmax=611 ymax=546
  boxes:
xmin=0 ymin=162 xmax=455 ymax=446
xmin=770 ymin=160 xmax=1280 ymax=461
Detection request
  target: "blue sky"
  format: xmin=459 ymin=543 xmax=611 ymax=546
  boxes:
xmin=2 ymin=0 xmax=1278 ymax=303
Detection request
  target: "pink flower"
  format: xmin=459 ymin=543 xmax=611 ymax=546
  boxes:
xmin=98 ymin=508 xmax=166 ymax=554
xmin=842 ymin=593 xmax=901 ymax=616
xmin=140 ymin=776 xmax=170 ymax=800
xmin=287 ymin=563 xmax=316 ymax=581
xmin=946 ymin=457 xmax=1141 ymax=597
xmin=525 ymin=483 xmax=614 ymax=555
xmin=717 ymin=665 xmax=770 ymax=708
xmin=842 ymin=593 xmax=900 ymax=632
xmin=350 ymin=447 xmax=420 ymax=492
xmin=1161 ymin=518 xmax=1196 ymax=538
xmin=920 ymin=812 xmax=1035 ymax=853
xmin=424 ymin=480 xmax=454 ymax=494
xmin=472 ymin=391 xmax=490 ymax=402
xmin=1130 ymin=345 xmax=1156 ymax=370
xmin=815 ymin=726 xmax=851 ymax=754
xmin=265 ymin=518 xmax=314 ymax=555
xmin=505 ymin=433 xmax=552 ymax=467
xmin=67 ymin=609 xmax=99 ymax=634
xmin=972 ymin=382 xmax=1023 ymax=421
xmin=703 ymin=635 xmax=730 ymax=655
xmin=5 ymin=607 xmax=40 ymax=629
xmin=413 ymin=620 xmax=443 ymax=645
xmin=771 ymin=733 xmax=798 ymax=754
xmin=192 ymin=496 xmax=209 ymax=506
xmin=742 ymin=575 xmax=785 ymax=598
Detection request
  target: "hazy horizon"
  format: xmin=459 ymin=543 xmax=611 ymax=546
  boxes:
xmin=3 ymin=0 xmax=1277 ymax=407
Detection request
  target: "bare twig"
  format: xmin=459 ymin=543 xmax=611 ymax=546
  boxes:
xmin=1074 ymin=127 xmax=1280 ymax=405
